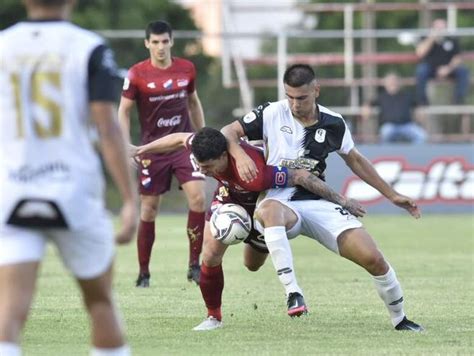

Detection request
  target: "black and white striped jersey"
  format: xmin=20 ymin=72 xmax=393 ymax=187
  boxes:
xmin=238 ymin=99 xmax=354 ymax=201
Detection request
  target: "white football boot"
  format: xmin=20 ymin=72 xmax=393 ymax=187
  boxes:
xmin=192 ymin=316 xmax=223 ymax=331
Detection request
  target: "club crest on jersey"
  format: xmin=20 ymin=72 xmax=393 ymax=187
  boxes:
xmin=315 ymin=129 xmax=326 ymax=143
xmin=147 ymin=82 xmax=156 ymax=89
xmin=141 ymin=159 xmax=151 ymax=168
xmin=218 ymin=186 xmax=229 ymax=198
xmin=280 ymin=126 xmax=293 ymax=134
xmin=177 ymin=78 xmax=189 ymax=87
xmin=163 ymin=79 xmax=173 ymax=89
xmin=243 ymin=112 xmax=257 ymax=123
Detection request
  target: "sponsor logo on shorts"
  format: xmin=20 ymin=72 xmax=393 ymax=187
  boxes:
xmin=157 ymin=115 xmax=181 ymax=128
xmin=141 ymin=159 xmax=151 ymax=168
xmin=147 ymin=82 xmax=156 ymax=89
xmin=141 ymin=177 xmax=151 ymax=188
xmin=342 ymin=157 xmax=474 ymax=204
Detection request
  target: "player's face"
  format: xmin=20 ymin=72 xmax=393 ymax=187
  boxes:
xmin=197 ymin=152 xmax=228 ymax=176
xmin=145 ymin=33 xmax=173 ymax=64
xmin=285 ymin=81 xmax=320 ymax=120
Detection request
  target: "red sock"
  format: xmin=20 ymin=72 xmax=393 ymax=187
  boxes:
xmin=187 ymin=210 xmax=205 ymax=266
xmin=137 ymin=220 xmax=155 ymax=274
xmin=199 ymin=263 xmax=224 ymax=321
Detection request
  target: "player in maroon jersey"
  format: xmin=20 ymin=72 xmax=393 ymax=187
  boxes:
xmin=118 ymin=21 xmax=206 ymax=287
xmin=131 ymin=127 xmax=365 ymax=330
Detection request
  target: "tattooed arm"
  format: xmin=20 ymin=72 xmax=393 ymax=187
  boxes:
xmin=287 ymin=168 xmax=366 ymax=217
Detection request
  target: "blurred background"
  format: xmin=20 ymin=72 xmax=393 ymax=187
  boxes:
xmin=2 ymin=0 xmax=472 ymax=213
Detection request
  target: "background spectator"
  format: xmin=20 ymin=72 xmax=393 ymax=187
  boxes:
xmin=415 ymin=18 xmax=469 ymax=105
xmin=362 ymin=72 xmax=427 ymax=144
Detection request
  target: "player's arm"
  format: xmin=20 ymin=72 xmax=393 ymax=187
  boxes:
xmin=259 ymin=165 xmax=365 ymax=217
xmin=288 ymin=169 xmax=366 ymax=217
xmin=221 ymin=121 xmax=258 ymax=182
xmin=188 ymin=91 xmax=205 ymax=130
xmin=117 ymin=96 xmax=135 ymax=144
xmin=88 ymin=45 xmax=138 ymax=244
xmin=92 ymin=103 xmax=138 ymax=243
xmin=134 ymin=132 xmax=192 ymax=156
xmin=340 ymin=148 xmax=420 ymax=218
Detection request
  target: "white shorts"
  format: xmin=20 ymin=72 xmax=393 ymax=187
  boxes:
xmin=254 ymin=198 xmax=363 ymax=254
xmin=0 ymin=215 xmax=114 ymax=280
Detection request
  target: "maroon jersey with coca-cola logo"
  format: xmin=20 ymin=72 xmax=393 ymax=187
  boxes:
xmin=122 ymin=57 xmax=196 ymax=146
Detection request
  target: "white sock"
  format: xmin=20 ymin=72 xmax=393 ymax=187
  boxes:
xmin=373 ymin=265 xmax=406 ymax=326
xmin=0 ymin=342 xmax=21 ymax=356
xmin=264 ymin=226 xmax=303 ymax=296
xmin=90 ymin=345 xmax=130 ymax=356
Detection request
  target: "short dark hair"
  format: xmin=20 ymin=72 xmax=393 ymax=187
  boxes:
xmin=191 ymin=127 xmax=228 ymax=162
xmin=283 ymin=64 xmax=316 ymax=87
xmin=145 ymin=21 xmax=172 ymax=40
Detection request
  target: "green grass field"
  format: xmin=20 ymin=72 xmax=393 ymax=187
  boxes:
xmin=23 ymin=214 xmax=473 ymax=355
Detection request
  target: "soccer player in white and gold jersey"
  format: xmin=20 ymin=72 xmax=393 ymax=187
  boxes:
xmin=0 ymin=1 xmax=138 ymax=355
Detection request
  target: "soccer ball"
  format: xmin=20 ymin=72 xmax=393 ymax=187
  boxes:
xmin=210 ymin=203 xmax=252 ymax=245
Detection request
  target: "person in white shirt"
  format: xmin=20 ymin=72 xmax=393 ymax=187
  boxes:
xmin=0 ymin=1 xmax=138 ymax=355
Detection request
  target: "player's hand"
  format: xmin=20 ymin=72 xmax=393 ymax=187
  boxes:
xmin=235 ymin=152 xmax=258 ymax=183
xmin=128 ymin=144 xmax=140 ymax=169
xmin=390 ymin=194 xmax=421 ymax=219
xmin=115 ymin=200 xmax=138 ymax=245
xmin=343 ymin=198 xmax=366 ymax=218
xmin=129 ymin=144 xmax=139 ymax=157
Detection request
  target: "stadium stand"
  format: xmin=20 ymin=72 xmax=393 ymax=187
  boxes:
xmin=221 ymin=2 xmax=474 ymax=143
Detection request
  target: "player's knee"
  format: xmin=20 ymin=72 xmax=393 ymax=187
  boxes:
xmin=364 ymin=252 xmax=388 ymax=276
xmin=83 ymin=291 xmax=114 ymax=319
xmin=201 ymin=250 xmax=223 ymax=267
xmin=188 ymin=192 xmax=206 ymax=211
xmin=140 ymin=202 xmax=158 ymax=220
xmin=255 ymin=200 xmax=282 ymax=226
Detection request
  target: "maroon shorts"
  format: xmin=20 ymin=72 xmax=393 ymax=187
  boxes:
xmin=138 ymin=148 xmax=204 ymax=196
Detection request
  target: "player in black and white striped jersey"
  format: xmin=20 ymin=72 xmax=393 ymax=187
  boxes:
xmin=222 ymin=64 xmax=424 ymax=331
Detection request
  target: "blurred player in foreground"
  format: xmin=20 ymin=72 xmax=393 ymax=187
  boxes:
xmin=131 ymin=127 xmax=365 ymax=330
xmin=119 ymin=20 xmax=206 ymax=287
xmin=222 ymin=64 xmax=424 ymax=331
xmin=0 ymin=0 xmax=138 ymax=355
